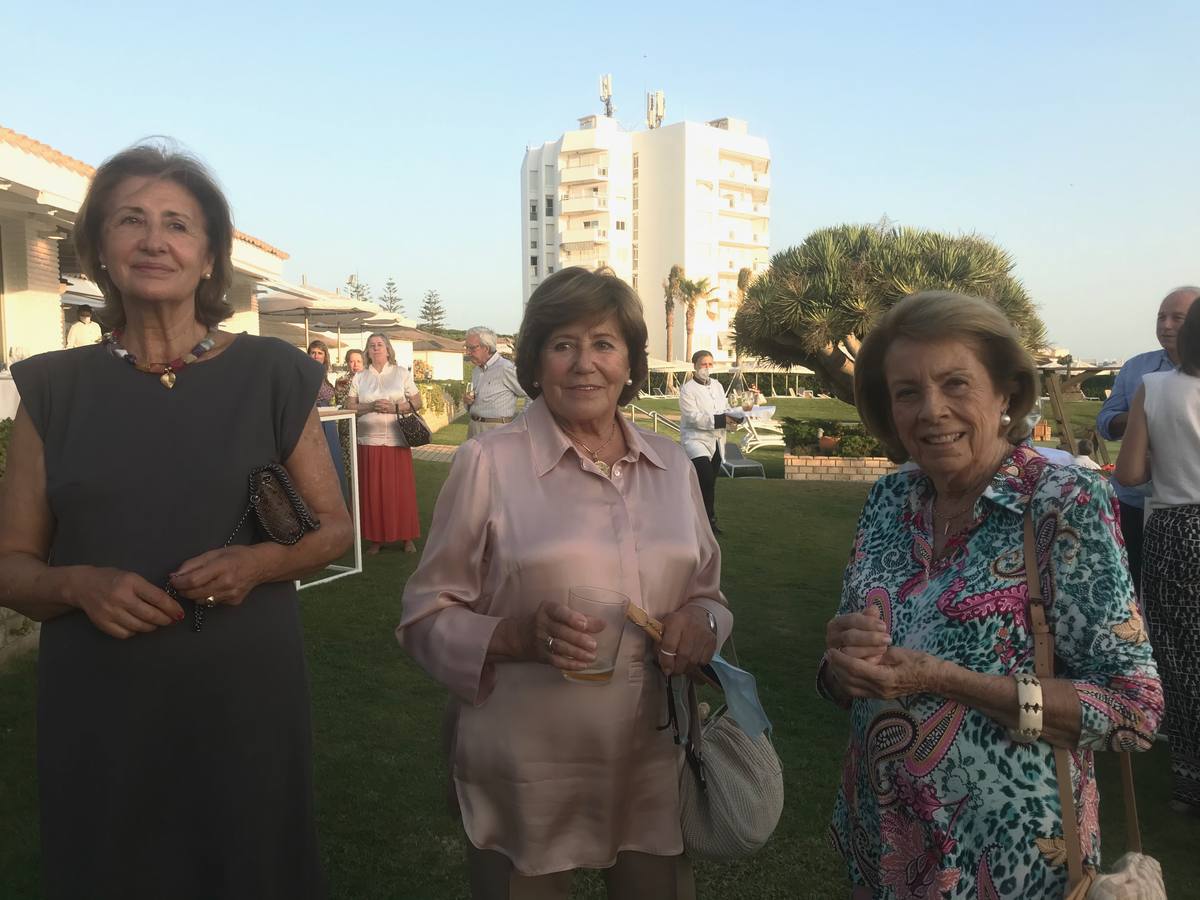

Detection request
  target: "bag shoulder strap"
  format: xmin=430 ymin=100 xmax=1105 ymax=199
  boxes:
xmin=1022 ymin=507 xmax=1144 ymax=889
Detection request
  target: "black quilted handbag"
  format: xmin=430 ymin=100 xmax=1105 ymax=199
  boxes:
xmin=396 ymin=411 xmax=432 ymax=448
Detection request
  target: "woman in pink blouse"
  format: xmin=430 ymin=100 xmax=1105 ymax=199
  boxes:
xmin=346 ymin=333 xmax=422 ymax=554
xmin=398 ymin=267 xmax=731 ymax=899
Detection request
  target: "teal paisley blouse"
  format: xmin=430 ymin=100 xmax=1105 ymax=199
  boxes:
xmin=821 ymin=444 xmax=1162 ymax=899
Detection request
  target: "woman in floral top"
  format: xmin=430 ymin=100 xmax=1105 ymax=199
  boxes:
xmin=818 ymin=292 xmax=1162 ymax=899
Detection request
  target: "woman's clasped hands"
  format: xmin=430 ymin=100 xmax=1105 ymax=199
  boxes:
xmin=825 ymin=608 xmax=945 ymax=701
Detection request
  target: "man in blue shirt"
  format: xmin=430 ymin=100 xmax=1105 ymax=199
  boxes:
xmin=1097 ymin=286 xmax=1200 ymax=588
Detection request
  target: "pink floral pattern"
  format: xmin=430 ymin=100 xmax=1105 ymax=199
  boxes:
xmin=821 ymin=444 xmax=1163 ymax=898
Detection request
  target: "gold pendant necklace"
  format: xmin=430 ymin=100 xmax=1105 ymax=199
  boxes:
xmin=565 ymin=419 xmax=619 ymax=477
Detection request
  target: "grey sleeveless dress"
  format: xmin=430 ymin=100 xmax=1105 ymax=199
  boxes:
xmin=12 ymin=334 xmax=326 ymax=900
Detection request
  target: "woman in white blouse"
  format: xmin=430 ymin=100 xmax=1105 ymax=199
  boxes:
xmin=346 ymin=333 xmax=423 ymax=554
xmin=1116 ymin=294 xmax=1200 ymax=813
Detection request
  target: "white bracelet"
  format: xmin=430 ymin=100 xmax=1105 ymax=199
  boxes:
xmin=1009 ymin=674 xmax=1044 ymax=743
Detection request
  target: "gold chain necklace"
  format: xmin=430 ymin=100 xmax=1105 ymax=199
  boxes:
xmin=565 ymin=419 xmax=619 ymax=478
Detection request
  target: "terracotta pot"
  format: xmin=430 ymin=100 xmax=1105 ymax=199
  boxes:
xmin=819 ymin=435 xmax=841 ymax=455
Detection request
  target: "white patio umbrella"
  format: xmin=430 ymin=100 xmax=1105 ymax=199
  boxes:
xmin=258 ymin=294 xmax=380 ymax=358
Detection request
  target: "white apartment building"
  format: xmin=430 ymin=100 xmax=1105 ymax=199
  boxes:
xmin=521 ymin=113 xmax=770 ymax=362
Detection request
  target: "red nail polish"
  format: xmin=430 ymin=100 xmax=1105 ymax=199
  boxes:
xmin=175 ymin=612 xmax=185 ymax=621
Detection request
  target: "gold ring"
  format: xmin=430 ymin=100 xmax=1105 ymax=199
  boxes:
xmin=204 ymin=596 xmax=217 ymax=608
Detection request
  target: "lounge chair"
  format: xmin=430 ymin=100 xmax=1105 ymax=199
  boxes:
xmin=721 ymin=439 xmax=765 ymax=478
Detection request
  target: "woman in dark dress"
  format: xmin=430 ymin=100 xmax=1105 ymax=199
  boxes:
xmin=0 ymin=143 xmax=352 ymax=899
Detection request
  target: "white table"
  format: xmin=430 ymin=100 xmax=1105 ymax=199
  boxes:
xmin=297 ymin=408 xmax=362 ymax=591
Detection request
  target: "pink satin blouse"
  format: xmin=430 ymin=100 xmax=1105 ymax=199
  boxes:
xmin=396 ymin=397 xmax=731 ymax=875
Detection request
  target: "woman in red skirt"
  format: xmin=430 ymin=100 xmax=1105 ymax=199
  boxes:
xmin=346 ymin=333 xmax=422 ymax=554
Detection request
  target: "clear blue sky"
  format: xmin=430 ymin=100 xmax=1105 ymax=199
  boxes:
xmin=3 ymin=0 xmax=1196 ymax=359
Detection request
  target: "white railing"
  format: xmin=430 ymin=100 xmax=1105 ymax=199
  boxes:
xmin=624 ymin=403 xmax=681 ymax=435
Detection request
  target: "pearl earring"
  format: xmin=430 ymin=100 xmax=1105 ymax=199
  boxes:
xmin=625 ymin=378 xmax=633 ymax=386
xmin=99 ymin=263 xmax=107 ymax=270
xmin=203 ymin=272 xmax=212 ymax=280
xmin=533 ymin=381 xmax=539 ymax=388
xmin=1000 ymin=412 xmax=1012 ymax=426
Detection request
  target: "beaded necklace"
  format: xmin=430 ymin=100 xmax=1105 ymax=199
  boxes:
xmin=105 ymin=328 xmax=219 ymax=389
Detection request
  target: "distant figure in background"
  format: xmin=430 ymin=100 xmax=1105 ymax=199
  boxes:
xmin=1072 ymin=437 xmax=1102 ymax=470
xmin=347 ymin=333 xmax=421 ymax=555
xmin=307 ymin=340 xmax=335 ymax=403
xmin=679 ymin=350 xmax=742 ymax=535
xmin=464 ymin=326 xmax=525 ymax=439
xmin=308 ymin=339 xmax=348 ymax=502
xmin=1116 ymin=294 xmax=1200 ymax=814
xmin=1098 ymin=285 xmax=1200 ymax=589
xmin=333 ymin=349 xmax=365 ymax=487
xmin=65 ymin=304 xmax=102 ymax=348
xmin=333 ymin=348 xmax=364 ymax=406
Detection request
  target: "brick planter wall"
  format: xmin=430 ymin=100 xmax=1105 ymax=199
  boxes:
xmin=783 ymin=454 xmax=896 ymax=483
xmin=0 ymin=607 xmax=38 ymax=665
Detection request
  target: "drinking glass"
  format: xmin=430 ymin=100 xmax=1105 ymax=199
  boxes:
xmin=562 ymin=586 xmax=630 ymax=684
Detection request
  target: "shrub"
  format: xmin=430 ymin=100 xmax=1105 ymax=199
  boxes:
xmin=412 ymin=359 xmax=433 ymax=382
xmin=0 ymin=418 xmax=11 ymax=478
xmin=781 ymin=418 xmax=820 ymax=453
xmin=436 ymin=380 xmax=468 ymax=408
xmin=836 ymin=433 xmax=884 ymax=458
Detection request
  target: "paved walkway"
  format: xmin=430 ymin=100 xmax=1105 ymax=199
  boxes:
xmin=411 ymin=443 xmax=458 ymax=463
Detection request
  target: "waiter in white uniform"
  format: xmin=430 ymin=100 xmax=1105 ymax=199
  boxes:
xmin=679 ymin=350 xmax=742 ymax=535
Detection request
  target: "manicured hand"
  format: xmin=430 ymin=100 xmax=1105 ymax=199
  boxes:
xmin=658 ymin=605 xmax=718 ymax=678
xmin=826 ymin=645 xmax=946 ymax=700
xmin=69 ymin=567 xmax=185 ymax=639
xmin=169 ymin=546 xmax=264 ymax=608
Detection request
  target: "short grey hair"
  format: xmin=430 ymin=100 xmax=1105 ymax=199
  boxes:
xmin=465 ymin=326 xmax=498 ymax=352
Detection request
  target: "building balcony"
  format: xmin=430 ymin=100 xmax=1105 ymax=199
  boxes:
xmin=719 ymin=198 xmax=770 ymax=219
xmin=719 ymin=232 xmax=770 ymax=249
xmin=719 ymin=170 xmax=770 ymax=192
xmin=560 ymin=164 xmax=610 ymax=185
xmin=560 ymin=228 xmax=609 ymax=246
xmin=559 ymin=254 xmax=609 ymax=270
xmin=560 ymin=194 xmax=610 ymax=214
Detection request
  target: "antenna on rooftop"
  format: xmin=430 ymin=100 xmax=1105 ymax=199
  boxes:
xmin=645 ymin=90 xmax=665 ymax=129
xmin=600 ymin=74 xmax=614 ymax=118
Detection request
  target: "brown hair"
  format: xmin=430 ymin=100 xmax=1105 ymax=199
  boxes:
xmin=1178 ymin=296 xmax=1200 ymax=376
xmin=344 ymin=348 xmax=365 ymax=367
xmin=307 ymin=339 xmax=331 ymax=374
xmin=365 ymin=332 xmax=397 ymax=366
xmin=515 ymin=267 xmax=648 ymax=406
xmin=74 ymin=141 xmax=235 ymax=331
xmin=854 ymin=290 xmax=1039 ymax=463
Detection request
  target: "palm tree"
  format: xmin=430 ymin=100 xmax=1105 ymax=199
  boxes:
xmin=734 ymin=267 xmax=753 ymax=364
xmin=733 ymin=224 xmax=1045 ymax=404
xmin=662 ymin=264 xmax=683 ymax=392
xmin=663 ymin=264 xmax=683 ymax=362
xmin=678 ymin=276 xmax=713 ymax=363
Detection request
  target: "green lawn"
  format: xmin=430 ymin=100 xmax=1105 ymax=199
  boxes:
xmin=2 ymin=461 xmax=1192 ymax=898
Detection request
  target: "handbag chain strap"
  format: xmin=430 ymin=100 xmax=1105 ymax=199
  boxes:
xmin=1022 ymin=507 xmax=1144 ymax=891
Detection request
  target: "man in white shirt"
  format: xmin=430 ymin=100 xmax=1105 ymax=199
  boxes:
xmin=679 ymin=350 xmax=742 ymax=535
xmin=464 ymin=326 xmax=526 ymax=439
xmin=66 ymin=305 xmax=102 ymax=348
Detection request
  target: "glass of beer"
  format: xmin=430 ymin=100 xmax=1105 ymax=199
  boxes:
xmin=562 ymin=586 xmax=630 ymax=684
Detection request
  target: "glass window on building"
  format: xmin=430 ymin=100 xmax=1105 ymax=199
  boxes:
xmin=530 ymin=202 xmax=538 ymax=221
